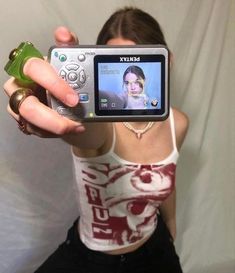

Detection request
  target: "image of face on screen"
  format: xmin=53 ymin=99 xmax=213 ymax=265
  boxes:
xmin=97 ymin=61 xmax=162 ymax=112
xmin=123 ymin=65 xmax=148 ymax=109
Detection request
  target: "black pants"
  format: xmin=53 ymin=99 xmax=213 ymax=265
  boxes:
xmin=35 ymin=215 xmax=183 ymax=273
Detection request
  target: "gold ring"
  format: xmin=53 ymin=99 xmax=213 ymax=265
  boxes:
xmin=9 ymin=88 xmax=35 ymax=114
xmin=18 ymin=117 xmax=31 ymax=135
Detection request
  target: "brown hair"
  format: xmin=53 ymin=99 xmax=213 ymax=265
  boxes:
xmin=123 ymin=65 xmax=145 ymax=89
xmin=96 ymin=7 xmax=168 ymax=46
xmin=123 ymin=65 xmax=145 ymax=81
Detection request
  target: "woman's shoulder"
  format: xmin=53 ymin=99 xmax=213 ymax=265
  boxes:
xmin=171 ymin=107 xmax=189 ymax=127
xmin=171 ymin=107 xmax=190 ymax=150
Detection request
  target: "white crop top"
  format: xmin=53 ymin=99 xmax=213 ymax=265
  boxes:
xmin=72 ymin=108 xmax=179 ymax=251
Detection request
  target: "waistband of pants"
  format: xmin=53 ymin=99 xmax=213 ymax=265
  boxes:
xmin=67 ymin=214 xmax=170 ymax=264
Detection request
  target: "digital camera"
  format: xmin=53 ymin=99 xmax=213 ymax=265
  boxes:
xmin=48 ymin=45 xmax=170 ymax=121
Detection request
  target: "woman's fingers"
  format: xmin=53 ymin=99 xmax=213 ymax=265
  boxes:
xmin=4 ymin=79 xmax=84 ymax=135
xmin=16 ymin=96 xmax=84 ymax=135
xmin=54 ymin=26 xmax=79 ymax=46
xmin=3 ymin=26 xmax=83 ymax=138
xmin=3 ymin=77 xmax=27 ymax=97
xmin=23 ymin=57 xmax=79 ymax=107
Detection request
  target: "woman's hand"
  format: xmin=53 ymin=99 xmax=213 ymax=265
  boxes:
xmin=3 ymin=26 xmax=85 ymax=137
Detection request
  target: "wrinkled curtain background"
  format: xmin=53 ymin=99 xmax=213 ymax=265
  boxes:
xmin=0 ymin=0 xmax=234 ymax=272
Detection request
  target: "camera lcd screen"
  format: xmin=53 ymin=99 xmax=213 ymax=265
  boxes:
xmin=94 ymin=55 xmax=167 ymax=116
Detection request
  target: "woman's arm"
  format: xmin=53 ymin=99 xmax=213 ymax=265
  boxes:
xmin=62 ymin=122 xmax=110 ymax=149
xmin=3 ymin=27 xmax=110 ymax=150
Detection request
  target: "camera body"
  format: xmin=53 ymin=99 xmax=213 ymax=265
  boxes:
xmin=4 ymin=42 xmax=43 ymax=84
xmin=48 ymin=45 xmax=170 ymax=122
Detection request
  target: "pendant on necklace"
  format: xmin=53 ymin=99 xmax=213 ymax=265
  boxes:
xmin=122 ymin=121 xmax=155 ymax=139
xmin=137 ymin=132 xmax=142 ymax=139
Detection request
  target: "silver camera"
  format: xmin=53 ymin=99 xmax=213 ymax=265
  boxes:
xmin=48 ymin=45 xmax=169 ymax=121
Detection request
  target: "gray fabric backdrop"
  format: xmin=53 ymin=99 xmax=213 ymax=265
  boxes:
xmin=0 ymin=0 xmax=234 ymax=272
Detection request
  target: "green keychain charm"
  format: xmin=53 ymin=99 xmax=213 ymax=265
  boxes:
xmin=4 ymin=41 xmax=44 ymax=84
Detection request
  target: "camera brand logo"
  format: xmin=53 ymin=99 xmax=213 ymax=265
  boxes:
xmin=120 ymin=57 xmax=140 ymax=62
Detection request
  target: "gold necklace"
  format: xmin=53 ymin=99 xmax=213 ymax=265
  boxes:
xmin=122 ymin=122 xmax=155 ymax=139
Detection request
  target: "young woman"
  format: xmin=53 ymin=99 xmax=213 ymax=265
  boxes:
xmin=3 ymin=7 xmax=189 ymax=273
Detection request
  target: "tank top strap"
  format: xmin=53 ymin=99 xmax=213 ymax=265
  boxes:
xmin=109 ymin=123 xmax=116 ymax=153
xmin=169 ymin=108 xmax=177 ymax=151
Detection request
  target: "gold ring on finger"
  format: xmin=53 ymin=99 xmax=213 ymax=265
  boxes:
xmin=9 ymin=88 xmax=35 ymax=114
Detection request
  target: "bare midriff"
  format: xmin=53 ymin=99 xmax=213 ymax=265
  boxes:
xmin=103 ymin=232 xmax=152 ymax=255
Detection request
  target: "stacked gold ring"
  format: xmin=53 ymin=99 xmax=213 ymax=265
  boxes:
xmin=9 ymin=88 xmax=35 ymax=114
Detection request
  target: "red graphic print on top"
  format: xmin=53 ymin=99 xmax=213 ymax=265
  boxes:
xmin=81 ymin=162 xmax=176 ymax=246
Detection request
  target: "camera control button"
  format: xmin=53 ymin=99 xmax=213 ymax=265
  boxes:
xmin=79 ymin=93 xmax=89 ymax=102
xmin=59 ymin=70 xmax=67 ymax=79
xmin=78 ymin=54 xmax=86 ymax=62
xmin=59 ymin=54 xmax=67 ymax=62
xmin=57 ymin=106 xmax=73 ymax=116
xmin=69 ymin=83 xmax=80 ymax=90
xmin=79 ymin=70 xmax=86 ymax=84
xmin=65 ymin=64 xmax=80 ymax=71
xmin=68 ymin=72 xmax=78 ymax=82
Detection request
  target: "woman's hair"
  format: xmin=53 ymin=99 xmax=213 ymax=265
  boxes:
xmin=123 ymin=65 xmax=145 ymax=89
xmin=123 ymin=65 xmax=145 ymax=81
xmin=96 ymin=7 xmax=168 ymax=46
